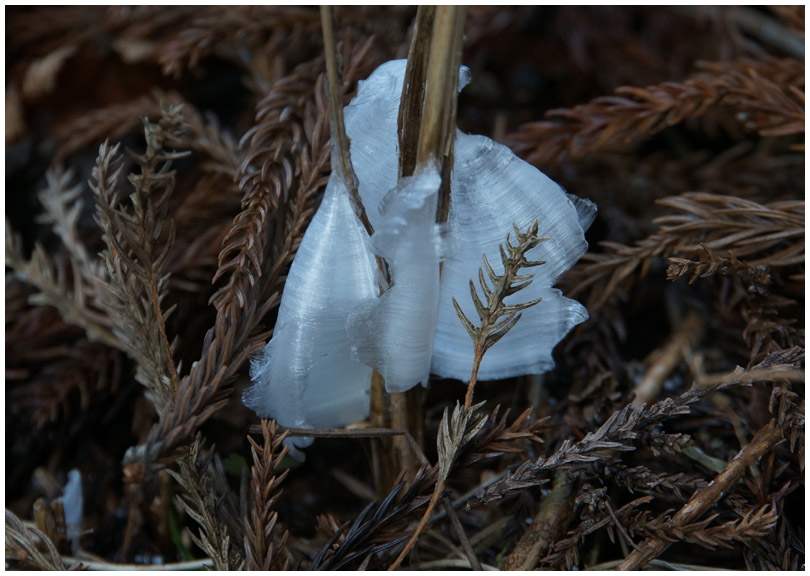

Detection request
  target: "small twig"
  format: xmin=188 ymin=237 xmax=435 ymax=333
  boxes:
xmin=694 ymin=367 xmax=804 ymax=389
xmin=504 ymin=473 xmax=573 ymax=570
xmin=63 ymin=557 xmax=213 ymax=571
xmin=604 ymin=499 xmax=643 ymax=555
xmin=617 ymin=419 xmax=784 ymax=570
xmin=412 ymin=558 xmax=500 ymax=571
xmin=587 ymin=559 xmax=734 ymax=571
xmin=442 ymin=499 xmax=483 ymax=571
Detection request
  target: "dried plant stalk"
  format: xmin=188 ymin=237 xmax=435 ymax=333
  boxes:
xmin=387 ymin=5 xmax=466 ymax=484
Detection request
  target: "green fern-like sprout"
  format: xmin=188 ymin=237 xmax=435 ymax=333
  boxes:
xmin=453 ymin=219 xmax=547 ymax=408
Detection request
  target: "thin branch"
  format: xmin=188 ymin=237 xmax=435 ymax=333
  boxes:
xmin=442 ymin=499 xmax=482 ymax=571
xmin=319 ymin=5 xmax=373 ymax=235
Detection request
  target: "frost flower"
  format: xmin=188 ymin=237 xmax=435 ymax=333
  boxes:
xmin=344 ymin=60 xmax=595 ymax=381
xmin=244 ymin=60 xmax=595 ymax=457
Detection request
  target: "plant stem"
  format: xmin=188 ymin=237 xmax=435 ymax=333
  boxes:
xmin=504 ymin=473 xmax=572 ymax=570
xmin=416 ymin=5 xmax=466 ymax=224
xmin=390 ymin=387 xmax=425 ymax=486
xmin=464 ymin=342 xmax=484 ymax=409
xmin=319 ymin=5 xmax=373 ymax=236
xmin=388 ymin=478 xmax=445 ymax=571
xmin=398 ymin=5 xmax=435 ymax=180
xmin=389 ymin=5 xmax=466 ymax=486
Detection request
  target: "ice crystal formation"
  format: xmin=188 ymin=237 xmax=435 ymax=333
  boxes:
xmin=349 ymin=167 xmax=443 ymax=393
xmin=244 ymin=157 xmax=380 ymax=459
xmin=244 ymin=60 xmax=595 ymax=451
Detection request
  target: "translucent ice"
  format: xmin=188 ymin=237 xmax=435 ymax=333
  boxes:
xmin=344 ymin=60 xmax=595 ymax=381
xmin=349 ymin=167 xmax=443 ymax=392
xmin=60 ymin=469 xmax=83 ymax=551
xmin=243 ymin=165 xmax=380 ymax=459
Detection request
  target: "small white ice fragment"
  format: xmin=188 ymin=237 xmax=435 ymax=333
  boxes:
xmin=60 ymin=469 xmax=83 ymax=551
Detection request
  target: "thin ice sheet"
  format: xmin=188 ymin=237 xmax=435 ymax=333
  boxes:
xmin=243 ymin=174 xmax=380 ymax=459
xmin=344 ymin=60 xmax=595 ymax=382
xmin=349 ymin=167 xmax=442 ymax=393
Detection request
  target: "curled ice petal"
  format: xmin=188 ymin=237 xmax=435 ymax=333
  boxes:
xmin=349 ymin=167 xmax=442 ymax=393
xmin=345 ymin=60 xmax=594 ymax=383
xmin=244 ymin=174 xmax=379 ymax=460
xmin=432 ymin=134 xmax=590 ymax=380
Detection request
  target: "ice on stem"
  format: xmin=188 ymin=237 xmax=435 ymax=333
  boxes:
xmin=344 ymin=60 xmax=595 ymax=382
xmin=349 ymin=167 xmax=442 ymax=392
xmin=245 ymin=59 xmax=596 ymax=459
xmin=243 ymin=164 xmax=380 ymax=460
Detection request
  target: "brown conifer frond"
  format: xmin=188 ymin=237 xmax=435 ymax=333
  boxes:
xmin=211 ymin=55 xmax=323 ymax=315
xmin=120 ymin=39 xmax=379 ymax=479
xmin=618 ymin=419 xmax=784 ymax=570
xmin=562 ymin=192 xmax=804 ymax=311
xmin=5 ymin=509 xmax=66 ymax=570
xmin=472 ymin=398 xmax=692 ymax=506
xmin=6 ymin=176 xmax=117 ymax=349
xmin=627 ymin=504 xmax=778 ymax=550
xmin=91 ymin=107 xmax=186 ymax=413
xmin=244 ymin=420 xmax=290 ymax=571
xmin=607 ymin=465 xmax=709 ymax=501
xmin=53 ymin=91 xmax=175 ymax=162
xmin=155 ymin=6 xmax=320 ymax=79
xmin=508 ymin=57 xmax=804 ymax=166
xmin=168 ymin=435 xmax=244 ymax=571
xmin=6 ymin=285 xmax=120 ymax=429
xmin=536 ymin=496 xmax=654 ymax=570
xmin=666 ymin=243 xmax=772 ymax=289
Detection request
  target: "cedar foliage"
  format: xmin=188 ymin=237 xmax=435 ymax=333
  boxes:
xmin=5 ymin=5 xmax=804 ymax=571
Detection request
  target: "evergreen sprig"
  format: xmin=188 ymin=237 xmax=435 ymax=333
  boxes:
xmin=453 ymin=219 xmax=547 ymax=407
